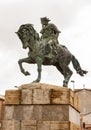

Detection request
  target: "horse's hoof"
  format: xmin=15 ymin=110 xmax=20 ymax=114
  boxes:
xmin=63 ymin=83 xmax=68 ymax=88
xmin=63 ymin=85 xmax=68 ymax=88
xmin=32 ymin=79 xmax=40 ymax=83
xmin=24 ymin=71 xmax=31 ymax=76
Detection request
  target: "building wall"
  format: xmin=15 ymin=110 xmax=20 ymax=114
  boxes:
xmin=75 ymin=89 xmax=91 ymax=114
xmin=75 ymin=89 xmax=91 ymax=130
xmin=80 ymin=114 xmax=91 ymax=130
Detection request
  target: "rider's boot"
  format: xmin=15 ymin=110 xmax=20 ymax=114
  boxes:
xmin=45 ymin=44 xmax=53 ymax=59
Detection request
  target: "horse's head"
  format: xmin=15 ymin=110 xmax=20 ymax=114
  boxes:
xmin=16 ymin=24 xmax=39 ymax=49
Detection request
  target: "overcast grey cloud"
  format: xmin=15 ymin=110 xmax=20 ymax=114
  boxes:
xmin=0 ymin=0 xmax=91 ymax=94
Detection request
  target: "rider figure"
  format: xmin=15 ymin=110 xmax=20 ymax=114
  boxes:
xmin=40 ymin=17 xmax=61 ymax=58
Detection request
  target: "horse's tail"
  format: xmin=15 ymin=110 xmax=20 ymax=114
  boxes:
xmin=72 ymin=55 xmax=88 ymax=76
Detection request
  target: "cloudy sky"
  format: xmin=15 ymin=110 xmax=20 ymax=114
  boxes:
xmin=0 ymin=0 xmax=91 ymax=94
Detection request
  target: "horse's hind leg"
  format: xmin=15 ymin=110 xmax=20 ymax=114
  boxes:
xmin=56 ymin=64 xmax=64 ymax=75
xmin=56 ymin=63 xmax=73 ymax=87
xmin=63 ymin=66 xmax=73 ymax=87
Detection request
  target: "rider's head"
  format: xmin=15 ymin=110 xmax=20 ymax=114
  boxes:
xmin=41 ymin=17 xmax=50 ymax=26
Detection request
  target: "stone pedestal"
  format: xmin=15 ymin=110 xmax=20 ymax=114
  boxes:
xmin=0 ymin=97 xmax=4 ymax=130
xmin=2 ymin=83 xmax=80 ymax=130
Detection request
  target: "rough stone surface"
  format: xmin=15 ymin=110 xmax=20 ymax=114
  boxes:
xmin=3 ymin=105 xmax=80 ymax=124
xmin=2 ymin=83 xmax=80 ymax=130
xmin=23 ymin=105 xmax=42 ymax=120
xmin=2 ymin=120 xmax=80 ymax=130
xmin=5 ymin=83 xmax=80 ymax=111
xmin=69 ymin=106 xmax=80 ymax=125
xmin=51 ymin=89 xmax=69 ymax=104
xmin=21 ymin=120 xmax=37 ymax=130
xmin=50 ymin=121 xmax=69 ymax=130
xmin=21 ymin=89 xmax=33 ymax=104
xmin=0 ymin=99 xmax=4 ymax=122
xmin=5 ymin=90 xmax=21 ymax=104
xmin=33 ymin=88 xmax=51 ymax=104
xmin=2 ymin=120 xmax=20 ymax=130
xmin=4 ymin=106 xmax=14 ymax=119
xmin=70 ymin=122 xmax=80 ymax=130
xmin=37 ymin=121 xmax=50 ymax=130
xmin=41 ymin=105 xmax=69 ymax=121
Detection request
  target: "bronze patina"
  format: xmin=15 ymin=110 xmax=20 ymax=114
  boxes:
xmin=16 ymin=17 xmax=87 ymax=87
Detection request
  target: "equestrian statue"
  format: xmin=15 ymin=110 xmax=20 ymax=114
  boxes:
xmin=16 ymin=17 xmax=87 ymax=87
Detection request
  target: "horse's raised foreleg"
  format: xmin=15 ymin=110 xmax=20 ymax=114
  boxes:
xmin=18 ymin=57 xmax=31 ymax=76
xmin=33 ymin=57 xmax=43 ymax=83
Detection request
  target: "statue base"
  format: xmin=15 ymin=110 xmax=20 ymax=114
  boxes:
xmin=2 ymin=83 xmax=80 ymax=130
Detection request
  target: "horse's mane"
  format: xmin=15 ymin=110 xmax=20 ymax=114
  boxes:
xmin=18 ymin=24 xmax=35 ymax=33
xmin=17 ymin=24 xmax=39 ymax=41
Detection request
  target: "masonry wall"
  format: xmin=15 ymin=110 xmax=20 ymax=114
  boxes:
xmin=2 ymin=83 xmax=80 ymax=130
xmin=0 ymin=98 xmax=4 ymax=130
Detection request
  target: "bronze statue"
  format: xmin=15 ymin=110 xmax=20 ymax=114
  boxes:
xmin=16 ymin=19 xmax=87 ymax=87
xmin=40 ymin=17 xmax=61 ymax=59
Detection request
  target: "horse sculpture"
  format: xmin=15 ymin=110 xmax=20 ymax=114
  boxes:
xmin=16 ymin=24 xmax=87 ymax=87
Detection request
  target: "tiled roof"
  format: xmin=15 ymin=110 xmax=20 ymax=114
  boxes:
xmin=74 ymin=88 xmax=91 ymax=93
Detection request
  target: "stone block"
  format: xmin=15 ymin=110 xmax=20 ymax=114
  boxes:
xmin=23 ymin=105 xmax=42 ymax=120
xmin=0 ymin=100 xmax=4 ymax=121
xmin=13 ymin=105 xmax=24 ymax=120
xmin=50 ymin=121 xmax=69 ymax=130
xmin=2 ymin=120 xmax=80 ymax=130
xmin=69 ymin=90 xmax=74 ymax=106
xmin=5 ymin=90 xmax=21 ymax=104
xmin=22 ymin=120 xmax=36 ymax=125
xmin=37 ymin=121 xmax=50 ymax=130
xmin=21 ymin=89 xmax=33 ymax=104
xmin=38 ymin=121 xmax=80 ymax=130
xmin=70 ymin=122 xmax=80 ymax=130
xmin=0 ymin=101 xmax=3 ymax=113
xmin=69 ymin=106 xmax=80 ymax=125
xmin=0 ymin=123 xmax=1 ymax=130
xmin=2 ymin=120 xmax=20 ymax=130
xmin=41 ymin=105 xmax=69 ymax=121
xmin=21 ymin=120 xmax=37 ymax=130
xmin=50 ymin=88 xmax=77 ymax=109
xmin=4 ymin=105 xmax=23 ymax=120
xmin=74 ymin=94 xmax=80 ymax=111
xmin=51 ymin=89 xmax=70 ymax=104
xmin=19 ymin=83 xmax=41 ymax=89
xmin=4 ymin=106 xmax=14 ymax=119
xmin=33 ymin=88 xmax=51 ymax=104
